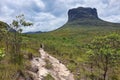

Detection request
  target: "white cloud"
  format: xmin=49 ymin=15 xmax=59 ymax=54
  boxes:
xmin=104 ymin=15 xmax=120 ymax=23
xmin=54 ymin=0 xmax=120 ymax=23
xmin=33 ymin=0 xmax=45 ymax=9
xmin=0 ymin=0 xmax=120 ymax=32
xmin=23 ymin=12 xmax=67 ymax=32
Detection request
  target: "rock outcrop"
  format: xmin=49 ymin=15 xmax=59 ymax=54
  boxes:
xmin=68 ymin=7 xmax=99 ymax=22
xmin=29 ymin=48 xmax=74 ymax=80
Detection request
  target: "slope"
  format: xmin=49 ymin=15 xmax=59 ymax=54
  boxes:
xmin=27 ymin=7 xmax=120 ymax=79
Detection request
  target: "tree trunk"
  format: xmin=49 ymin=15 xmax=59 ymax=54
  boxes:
xmin=103 ymin=55 xmax=108 ymax=80
xmin=103 ymin=69 xmax=107 ymax=80
xmin=90 ymin=62 xmax=94 ymax=80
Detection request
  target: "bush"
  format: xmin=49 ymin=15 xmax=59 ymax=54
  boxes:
xmin=0 ymin=48 xmax=5 ymax=61
xmin=42 ymin=74 xmax=54 ymax=80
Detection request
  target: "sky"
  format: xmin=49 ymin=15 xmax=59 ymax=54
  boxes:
xmin=0 ymin=0 xmax=120 ymax=32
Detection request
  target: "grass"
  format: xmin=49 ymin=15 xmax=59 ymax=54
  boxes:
xmin=43 ymin=74 xmax=55 ymax=80
xmin=26 ymin=24 xmax=120 ymax=79
xmin=0 ymin=20 xmax=120 ymax=80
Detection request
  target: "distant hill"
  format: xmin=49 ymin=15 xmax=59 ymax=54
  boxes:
xmin=0 ymin=21 xmax=16 ymax=32
xmin=25 ymin=31 xmax=43 ymax=34
xmin=0 ymin=21 xmax=9 ymax=29
xmin=65 ymin=7 xmax=120 ymax=27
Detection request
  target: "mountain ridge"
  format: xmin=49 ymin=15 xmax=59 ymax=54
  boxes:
xmin=68 ymin=7 xmax=99 ymax=22
xmin=1 ymin=7 xmax=120 ymax=33
xmin=66 ymin=7 xmax=120 ymax=27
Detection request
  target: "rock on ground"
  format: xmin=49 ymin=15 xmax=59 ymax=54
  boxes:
xmin=29 ymin=48 xmax=75 ymax=80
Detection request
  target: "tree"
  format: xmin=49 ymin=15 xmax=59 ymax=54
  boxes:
xmin=0 ymin=21 xmax=10 ymax=60
xmin=9 ymin=14 xmax=33 ymax=64
xmin=86 ymin=33 xmax=120 ymax=80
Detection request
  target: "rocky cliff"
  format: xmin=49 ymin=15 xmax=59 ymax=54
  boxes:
xmin=68 ymin=7 xmax=99 ymax=22
xmin=66 ymin=7 xmax=120 ymax=26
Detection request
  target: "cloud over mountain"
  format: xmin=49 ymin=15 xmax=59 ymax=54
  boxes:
xmin=0 ymin=0 xmax=120 ymax=32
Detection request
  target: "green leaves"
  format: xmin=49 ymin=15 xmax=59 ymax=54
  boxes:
xmin=87 ymin=33 xmax=120 ymax=55
xmin=86 ymin=33 xmax=120 ymax=79
xmin=12 ymin=20 xmax=19 ymax=28
xmin=0 ymin=48 xmax=5 ymax=60
xmin=10 ymin=14 xmax=33 ymax=33
xmin=7 ymin=14 xmax=33 ymax=64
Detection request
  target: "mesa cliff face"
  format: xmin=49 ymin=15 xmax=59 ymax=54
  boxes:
xmin=68 ymin=7 xmax=99 ymax=22
xmin=66 ymin=7 xmax=120 ymax=27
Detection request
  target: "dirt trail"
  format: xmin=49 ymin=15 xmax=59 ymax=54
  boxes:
xmin=30 ymin=48 xmax=74 ymax=80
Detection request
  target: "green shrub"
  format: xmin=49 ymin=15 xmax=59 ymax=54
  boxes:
xmin=0 ymin=48 xmax=5 ymax=60
xmin=43 ymin=74 xmax=54 ymax=80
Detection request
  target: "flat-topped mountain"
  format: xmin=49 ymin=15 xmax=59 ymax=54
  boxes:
xmin=66 ymin=7 xmax=120 ymax=27
xmin=68 ymin=7 xmax=99 ymax=22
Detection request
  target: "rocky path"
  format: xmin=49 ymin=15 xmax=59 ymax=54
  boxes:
xmin=30 ymin=48 xmax=74 ymax=80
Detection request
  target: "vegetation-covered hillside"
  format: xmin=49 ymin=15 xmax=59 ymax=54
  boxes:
xmin=25 ymin=7 xmax=120 ymax=79
xmin=0 ymin=15 xmax=34 ymax=80
xmin=26 ymin=22 xmax=120 ymax=80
